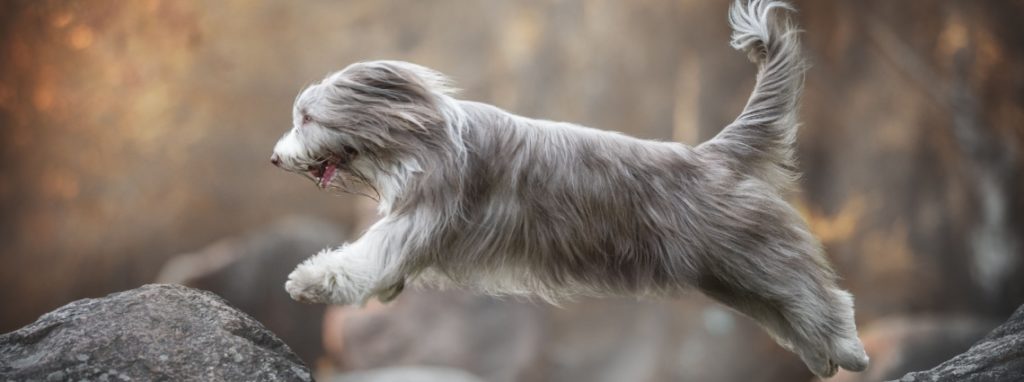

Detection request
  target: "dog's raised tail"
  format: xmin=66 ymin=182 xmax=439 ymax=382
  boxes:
xmin=700 ymin=0 xmax=807 ymax=191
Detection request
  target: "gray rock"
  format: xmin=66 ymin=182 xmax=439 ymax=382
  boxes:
xmin=0 ymin=284 xmax=312 ymax=381
xmin=894 ymin=304 xmax=1024 ymax=381
xmin=156 ymin=216 xmax=347 ymax=365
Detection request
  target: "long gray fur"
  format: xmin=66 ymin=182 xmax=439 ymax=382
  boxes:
xmin=271 ymin=0 xmax=869 ymax=377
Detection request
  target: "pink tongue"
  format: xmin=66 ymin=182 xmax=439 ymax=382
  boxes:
xmin=319 ymin=163 xmax=337 ymax=189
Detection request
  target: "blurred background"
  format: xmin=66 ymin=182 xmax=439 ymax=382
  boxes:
xmin=1 ymin=1 xmax=1022 ymax=381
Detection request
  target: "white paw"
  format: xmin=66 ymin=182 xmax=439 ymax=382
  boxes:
xmin=284 ymin=262 xmax=337 ymax=304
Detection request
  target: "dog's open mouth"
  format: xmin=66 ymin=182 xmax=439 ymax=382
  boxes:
xmin=308 ymin=145 xmax=358 ymax=189
xmin=310 ymin=160 xmax=339 ymax=189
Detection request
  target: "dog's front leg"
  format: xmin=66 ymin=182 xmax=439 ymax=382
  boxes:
xmin=284 ymin=220 xmax=407 ymax=305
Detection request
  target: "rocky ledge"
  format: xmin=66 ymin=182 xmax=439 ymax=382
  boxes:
xmin=894 ymin=304 xmax=1024 ymax=382
xmin=0 ymin=284 xmax=311 ymax=381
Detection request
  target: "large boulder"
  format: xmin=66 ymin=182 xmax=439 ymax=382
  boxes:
xmin=156 ymin=216 xmax=347 ymax=365
xmin=0 ymin=284 xmax=312 ymax=381
xmin=894 ymin=304 xmax=1024 ymax=381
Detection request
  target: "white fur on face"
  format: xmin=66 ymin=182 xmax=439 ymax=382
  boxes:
xmin=273 ymin=129 xmax=304 ymax=162
xmin=272 ymin=123 xmax=338 ymax=165
xmin=272 ymin=87 xmax=344 ymax=173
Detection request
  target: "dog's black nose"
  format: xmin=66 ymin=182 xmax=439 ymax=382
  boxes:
xmin=270 ymin=154 xmax=281 ymax=167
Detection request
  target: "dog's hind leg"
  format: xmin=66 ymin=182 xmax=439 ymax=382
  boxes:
xmin=696 ymin=244 xmax=868 ymax=378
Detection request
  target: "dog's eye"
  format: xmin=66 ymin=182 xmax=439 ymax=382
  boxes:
xmin=302 ymin=114 xmax=313 ymax=124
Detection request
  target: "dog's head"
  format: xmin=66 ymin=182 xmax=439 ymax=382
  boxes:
xmin=271 ymin=60 xmax=460 ymax=199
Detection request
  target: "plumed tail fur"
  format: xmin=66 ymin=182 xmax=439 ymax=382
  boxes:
xmin=699 ymin=0 xmax=808 ymax=192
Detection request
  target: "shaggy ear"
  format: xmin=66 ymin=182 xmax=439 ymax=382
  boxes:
xmin=341 ymin=60 xmax=456 ymax=103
